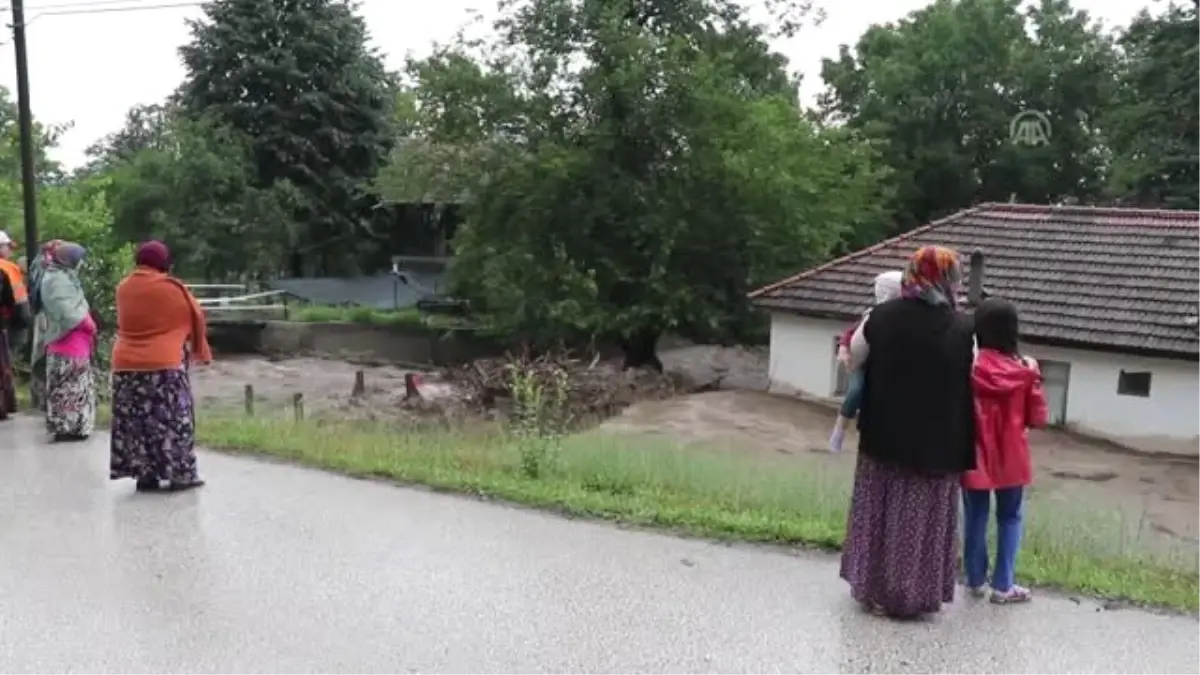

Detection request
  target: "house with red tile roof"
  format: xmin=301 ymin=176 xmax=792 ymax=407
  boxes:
xmin=750 ymin=203 xmax=1199 ymax=455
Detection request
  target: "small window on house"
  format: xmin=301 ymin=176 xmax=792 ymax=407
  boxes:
xmin=831 ymin=336 xmax=849 ymax=396
xmin=1117 ymin=370 xmax=1152 ymax=398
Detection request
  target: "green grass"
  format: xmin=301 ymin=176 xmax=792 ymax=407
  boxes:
xmin=188 ymin=411 xmax=1200 ymax=613
xmin=287 ymin=304 xmax=488 ymax=331
xmin=290 ymin=304 xmax=425 ymax=326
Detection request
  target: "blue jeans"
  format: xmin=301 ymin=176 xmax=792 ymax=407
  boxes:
xmin=839 ymin=369 xmax=865 ymax=418
xmin=962 ymin=487 xmax=1025 ymax=592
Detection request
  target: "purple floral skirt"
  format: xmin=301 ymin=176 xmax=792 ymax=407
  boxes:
xmin=109 ymin=368 xmax=199 ymax=484
xmin=839 ymin=454 xmax=960 ymax=617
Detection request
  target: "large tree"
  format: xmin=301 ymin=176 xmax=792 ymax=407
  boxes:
xmin=100 ymin=114 xmax=299 ymax=280
xmin=1104 ymin=1 xmax=1199 ymax=209
xmin=380 ymin=0 xmax=890 ymax=367
xmin=819 ymin=0 xmax=1119 ymax=234
xmin=177 ymin=0 xmax=396 ymax=275
xmin=81 ymin=103 xmax=175 ymax=175
xmin=0 ymin=85 xmax=131 ymax=352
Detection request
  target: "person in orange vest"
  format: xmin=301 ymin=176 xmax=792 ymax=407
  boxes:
xmin=0 ymin=229 xmax=30 ymax=324
xmin=0 ymin=230 xmax=30 ymax=419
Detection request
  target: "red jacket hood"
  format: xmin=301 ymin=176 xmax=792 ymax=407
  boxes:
xmin=973 ymin=349 xmax=1039 ymax=398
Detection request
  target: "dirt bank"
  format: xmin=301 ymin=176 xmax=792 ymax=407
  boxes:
xmin=191 ymin=356 xmax=417 ymax=421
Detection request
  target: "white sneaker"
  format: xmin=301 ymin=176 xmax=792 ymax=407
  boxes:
xmin=990 ymin=585 xmax=1032 ymax=604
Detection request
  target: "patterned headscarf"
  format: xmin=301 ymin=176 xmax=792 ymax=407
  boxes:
xmin=28 ymin=239 xmax=66 ymax=314
xmin=51 ymin=241 xmax=86 ymax=269
xmin=900 ymin=245 xmax=963 ymax=307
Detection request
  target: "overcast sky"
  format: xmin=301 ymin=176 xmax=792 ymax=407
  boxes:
xmin=0 ymin=0 xmax=1148 ymax=169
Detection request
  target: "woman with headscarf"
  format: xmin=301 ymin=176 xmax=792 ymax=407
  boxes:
xmin=31 ymin=242 xmax=97 ymax=440
xmin=109 ymin=241 xmax=212 ymax=492
xmin=839 ymin=245 xmax=977 ymax=618
xmin=27 ymin=239 xmax=65 ymax=410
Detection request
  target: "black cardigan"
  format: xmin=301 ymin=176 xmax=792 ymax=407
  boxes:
xmin=856 ymin=298 xmax=976 ymax=476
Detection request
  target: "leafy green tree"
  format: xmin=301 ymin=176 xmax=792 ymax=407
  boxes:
xmin=102 ymin=114 xmax=299 ymax=280
xmin=81 ymin=103 xmax=175 ymax=175
xmin=381 ymin=0 xmax=889 ymax=367
xmin=38 ymin=178 xmax=133 ymax=334
xmin=0 ymin=87 xmax=70 ymax=186
xmin=1104 ymin=1 xmax=1199 ymax=209
xmin=819 ymin=0 xmax=1118 ymax=233
xmin=0 ymin=85 xmax=132 ymax=371
xmin=176 ymin=0 xmax=396 ymax=275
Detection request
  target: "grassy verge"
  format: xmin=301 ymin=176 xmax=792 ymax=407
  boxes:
xmin=187 ymin=411 xmax=1199 ymax=612
xmin=288 ymin=304 xmax=484 ymax=331
xmin=290 ymin=304 xmax=424 ymax=326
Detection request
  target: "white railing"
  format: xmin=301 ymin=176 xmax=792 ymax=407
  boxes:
xmin=187 ymin=284 xmax=289 ymax=320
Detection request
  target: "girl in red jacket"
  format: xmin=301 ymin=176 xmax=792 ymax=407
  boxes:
xmin=962 ymin=297 xmax=1049 ymax=604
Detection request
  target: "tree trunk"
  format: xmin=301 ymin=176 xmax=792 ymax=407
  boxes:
xmin=619 ymin=328 xmax=663 ymax=373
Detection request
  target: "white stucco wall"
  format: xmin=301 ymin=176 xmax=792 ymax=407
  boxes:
xmin=767 ymin=312 xmax=1200 ymax=455
xmin=1020 ymin=344 xmax=1199 ymax=453
xmin=767 ymin=313 xmax=849 ymax=401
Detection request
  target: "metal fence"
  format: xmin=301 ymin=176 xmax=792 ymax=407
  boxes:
xmin=187 ymin=284 xmax=289 ymax=323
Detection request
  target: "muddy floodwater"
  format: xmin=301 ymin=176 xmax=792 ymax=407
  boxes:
xmin=191 ymin=352 xmax=1198 ymax=561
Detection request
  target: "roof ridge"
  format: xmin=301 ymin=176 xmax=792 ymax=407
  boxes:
xmin=747 ymin=206 xmax=987 ymax=299
xmin=978 ymin=202 xmax=1200 ymax=224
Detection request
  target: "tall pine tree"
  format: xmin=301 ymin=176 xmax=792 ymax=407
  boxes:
xmin=177 ymin=0 xmax=395 ymax=275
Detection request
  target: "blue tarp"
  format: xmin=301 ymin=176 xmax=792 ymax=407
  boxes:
xmin=267 ymin=271 xmax=446 ymax=310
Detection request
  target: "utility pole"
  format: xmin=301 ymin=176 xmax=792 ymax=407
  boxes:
xmin=10 ymin=0 xmax=38 ymax=266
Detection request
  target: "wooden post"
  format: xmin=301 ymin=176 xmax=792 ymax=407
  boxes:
xmin=404 ymin=373 xmax=421 ymax=400
xmin=967 ymin=249 xmax=985 ymax=308
xmin=351 ymin=369 xmax=365 ymax=397
xmin=292 ymin=393 xmax=304 ymax=422
xmin=244 ymin=384 xmax=254 ymax=416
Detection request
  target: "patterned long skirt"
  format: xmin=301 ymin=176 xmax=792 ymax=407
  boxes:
xmin=839 ymin=454 xmax=960 ymax=617
xmin=109 ymin=369 xmax=200 ymax=485
xmin=0 ymin=330 xmax=15 ymax=420
xmin=45 ymin=353 xmax=97 ymax=438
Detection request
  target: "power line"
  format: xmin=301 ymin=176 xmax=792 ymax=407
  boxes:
xmin=16 ymin=0 xmax=165 ymax=10
xmin=34 ymin=2 xmax=204 ymax=17
xmin=3 ymin=0 xmax=203 ymax=20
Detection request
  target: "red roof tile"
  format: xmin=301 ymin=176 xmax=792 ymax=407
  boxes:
xmin=750 ymin=203 xmax=1200 ymax=358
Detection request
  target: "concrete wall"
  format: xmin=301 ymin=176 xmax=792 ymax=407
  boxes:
xmin=255 ymin=321 xmax=506 ymax=367
xmin=768 ymin=312 xmax=1199 ymax=457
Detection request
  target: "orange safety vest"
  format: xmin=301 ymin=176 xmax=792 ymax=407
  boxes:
xmin=0 ymin=258 xmax=28 ymax=318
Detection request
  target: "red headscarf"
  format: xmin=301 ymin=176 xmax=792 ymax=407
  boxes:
xmin=135 ymin=240 xmax=171 ymax=273
xmin=900 ymin=245 xmax=962 ymax=307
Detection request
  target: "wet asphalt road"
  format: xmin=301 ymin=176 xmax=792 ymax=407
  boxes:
xmin=1 ymin=416 xmax=1196 ymax=673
